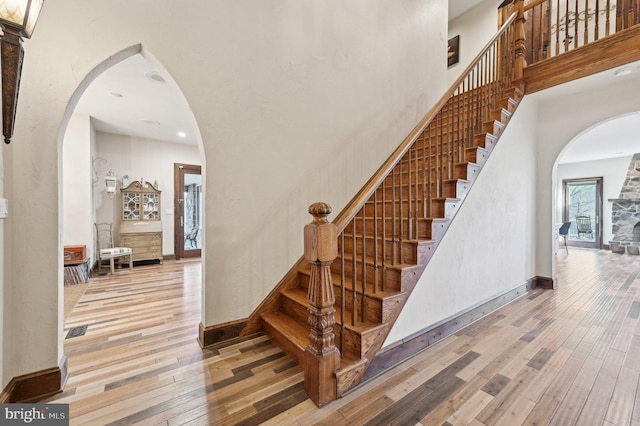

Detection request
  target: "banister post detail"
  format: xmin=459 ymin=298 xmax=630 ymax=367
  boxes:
xmin=513 ymin=0 xmax=527 ymax=81
xmin=303 ymin=202 xmax=340 ymax=406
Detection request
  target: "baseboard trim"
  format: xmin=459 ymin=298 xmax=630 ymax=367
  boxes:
xmin=0 ymin=356 xmax=68 ymax=403
xmin=532 ymin=275 xmax=554 ymax=289
xmin=361 ymin=276 xmax=552 ymax=385
xmin=198 ymin=319 xmax=248 ymax=348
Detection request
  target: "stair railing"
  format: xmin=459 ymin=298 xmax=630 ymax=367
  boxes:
xmin=504 ymin=0 xmax=640 ymax=66
xmin=327 ymin=8 xmax=521 ymax=341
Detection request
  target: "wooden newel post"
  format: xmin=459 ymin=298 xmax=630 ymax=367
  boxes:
xmin=303 ymin=202 xmax=340 ymax=406
xmin=513 ymin=0 xmax=527 ymax=81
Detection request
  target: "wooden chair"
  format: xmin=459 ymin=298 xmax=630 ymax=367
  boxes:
xmin=575 ymin=216 xmax=593 ymax=239
xmin=559 ymin=221 xmax=571 ymax=255
xmin=95 ymin=223 xmax=133 ymax=274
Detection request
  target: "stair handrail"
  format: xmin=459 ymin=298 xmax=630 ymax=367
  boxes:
xmin=332 ymin=10 xmax=519 ymax=234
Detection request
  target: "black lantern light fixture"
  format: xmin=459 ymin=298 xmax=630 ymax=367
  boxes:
xmin=0 ymin=0 xmax=44 ymax=144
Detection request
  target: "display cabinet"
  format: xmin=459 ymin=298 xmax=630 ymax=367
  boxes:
xmin=119 ymin=180 xmax=163 ymax=263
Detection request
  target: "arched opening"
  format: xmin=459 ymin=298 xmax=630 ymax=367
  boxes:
xmin=58 ymin=44 xmax=206 ymax=363
xmin=552 ymin=112 xmax=640 ymax=256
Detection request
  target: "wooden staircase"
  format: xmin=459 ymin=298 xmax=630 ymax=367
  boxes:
xmin=223 ymin=0 xmax=640 ymax=407
xmin=239 ymin=6 xmax=529 ymax=406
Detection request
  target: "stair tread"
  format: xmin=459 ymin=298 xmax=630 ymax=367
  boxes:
xmin=262 ymin=310 xmax=309 ymax=351
xmin=278 ymin=289 xmax=393 ymax=336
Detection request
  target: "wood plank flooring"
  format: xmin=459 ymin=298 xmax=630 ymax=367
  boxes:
xmin=48 ymin=249 xmax=640 ymax=425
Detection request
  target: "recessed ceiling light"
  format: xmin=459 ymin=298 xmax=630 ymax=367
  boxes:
xmin=144 ymin=70 xmax=166 ymax=84
xmin=109 ymin=92 xmax=123 ymax=98
xmin=177 ymin=131 xmax=187 ymax=138
xmin=140 ymin=119 xmax=161 ymax=126
xmin=614 ymin=67 xmax=632 ymax=77
xmin=614 ymin=151 xmax=624 ymax=156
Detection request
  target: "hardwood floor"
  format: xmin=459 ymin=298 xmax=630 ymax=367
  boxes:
xmin=49 ymin=249 xmax=640 ymax=425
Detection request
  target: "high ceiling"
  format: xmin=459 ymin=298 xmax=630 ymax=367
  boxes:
xmin=73 ymin=1 xmax=640 ymax=165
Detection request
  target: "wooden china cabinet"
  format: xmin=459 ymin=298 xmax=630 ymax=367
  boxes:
xmin=119 ymin=180 xmax=163 ymax=263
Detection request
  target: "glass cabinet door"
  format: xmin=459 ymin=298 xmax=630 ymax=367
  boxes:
xmin=122 ymin=193 xmax=140 ymax=220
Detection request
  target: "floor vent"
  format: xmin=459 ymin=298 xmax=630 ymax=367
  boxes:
xmin=65 ymin=325 xmax=88 ymax=339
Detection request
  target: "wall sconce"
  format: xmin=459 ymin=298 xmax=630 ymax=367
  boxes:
xmin=93 ymin=157 xmax=117 ymax=199
xmin=0 ymin=0 xmax=44 ymax=144
xmin=104 ymin=170 xmax=117 ymax=199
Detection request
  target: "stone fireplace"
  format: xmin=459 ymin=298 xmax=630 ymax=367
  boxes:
xmin=610 ymin=153 xmax=640 ymax=255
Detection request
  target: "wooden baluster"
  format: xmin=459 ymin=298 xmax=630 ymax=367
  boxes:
xmin=303 ymin=202 xmax=340 ymax=407
xmin=595 ymin=0 xmax=600 ymax=40
xmin=392 ymin=168 xmax=397 ymax=263
xmin=514 ymin=0 xmax=527 ymax=82
xmin=577 ymin=0 xmax=581 ymax=48
xmin=427 ymin=121 xmax=433 ymax=218
xmin=340 ymin=231 xmax=345 ymax=354
xmin=408 ymin=147 xmax=413 ymax=240
xmin=361 ymin=208 xmax=366 ymax=322
xmin=399 ymin=156 xmax=404 ymax=264
xmin=351 ymin=219 xmax=356 ymax=325
xmin=413 ymin=144 xmax=419 ymax=239
xmin=606 ymin=0 xmax=611 ymax=35
xmin=373 ymin=189 xmax=378 ymax=294
xmin=565 ymin=0 xmax=570 ymax=51
xmin=555 ymin=0 xmax=561 ymax=55
xmin=381 ymin=180 xmax=386 ymax=292
xmin=438 ymin=110 xmax=443 ymax=199
xmin=421 ymin=132 xmax=427 ymax=219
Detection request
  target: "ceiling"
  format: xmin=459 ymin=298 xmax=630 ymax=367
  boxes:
xmin=74 ymin=54 xmax=197 ymax=146
xmin=74 ymin=1 xmax=639 ymax=165
xmin=449 ymin=0 xmax=486 ymax=20
xmin=530 ymin=60 xmax=640 ymax=164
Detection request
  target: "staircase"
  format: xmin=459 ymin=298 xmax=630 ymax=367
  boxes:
xmin=236 ymin=8 xmax=526 ymax=405
xmin=234 ymin=0 xmax=640 ymax=406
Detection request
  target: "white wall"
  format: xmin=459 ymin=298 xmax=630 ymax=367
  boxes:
xmin=448 ymin=0 xmax=501 ymax=86
xmin=387 ymin=97 xmax=539 ymax=344
xmin=95 ymin=132 xmax=202 ymax=256
xmin=2 ymin=0 xmax=448 ymax=385
xmin=63 ymin=114 xmax=94 ymax=262
xmin=556 ymin=156 xmax=632 ymax=245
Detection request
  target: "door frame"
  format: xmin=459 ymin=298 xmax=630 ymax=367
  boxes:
xmin=562 ymin=177 xmax=603 ymax=249
xmin=174 ymin=163 xmax=202 ymax=259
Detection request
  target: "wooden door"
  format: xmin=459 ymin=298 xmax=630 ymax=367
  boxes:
xmin=174 ymin=163 xmax=202 ymax=259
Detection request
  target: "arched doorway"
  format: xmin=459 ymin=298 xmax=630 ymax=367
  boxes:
xmin=59 ymin=44 xmax=206 ymax=360
xmin=552 ymin=112 xmax=640 ymax=254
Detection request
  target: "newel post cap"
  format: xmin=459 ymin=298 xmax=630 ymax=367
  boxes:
xmin=304 ymin=202 xmax=337 ymax=262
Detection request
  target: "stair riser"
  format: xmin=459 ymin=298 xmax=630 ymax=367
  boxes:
xmin=364 ymin=200 xmax=456 ymax=220
xmin=482 ymin=120 xmax=505 ymax=135
xmin=329 ymin=259 xmax=403 ymax=293
xmin=455 ymin=162 xmax=481 ymax=181
xmin=465 ymin=147 xmax=489 ymax=166
xmin=375 ymin=181 xmax=451 ymax=201
xmin=355 ymin=210 xmax=433 ymax=238
xmin=445 ymin=179 xmax=471 ymax=198
xmin=416 ymin=219 xmax=448 ymax=241
xmin=474 ymin=133 xmax=497 ymax=151
xmin=341 ymin=231 xmax=413 ymax=262
xmin=431 ymin=198 xmax=461 ymax=219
